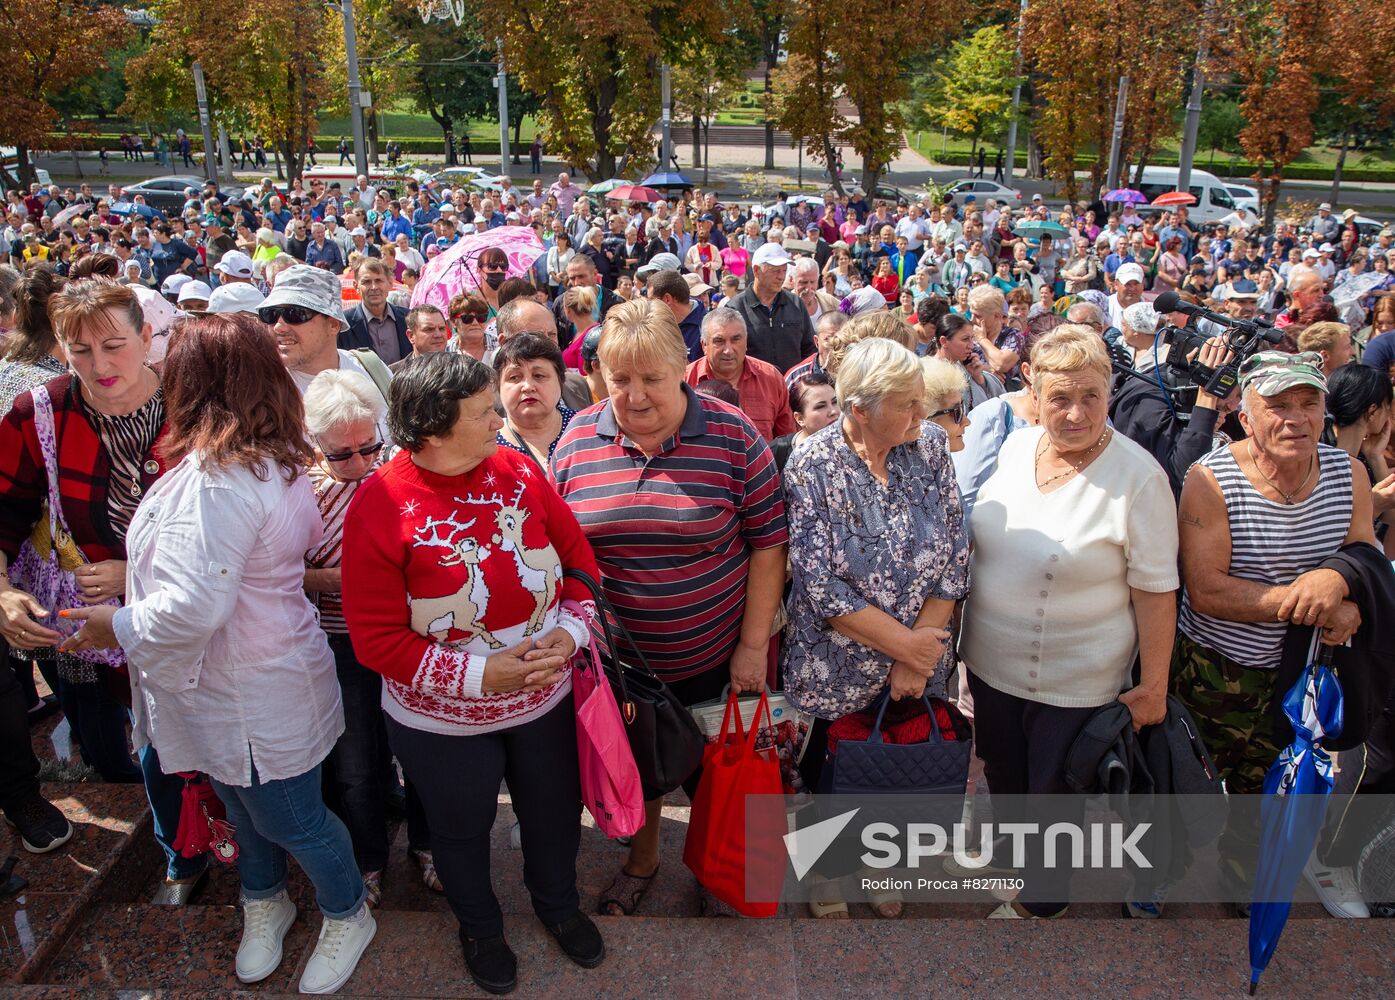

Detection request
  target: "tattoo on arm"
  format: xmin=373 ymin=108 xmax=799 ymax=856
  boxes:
xmin=1181 ymin=513 xmax=1203 ymax=528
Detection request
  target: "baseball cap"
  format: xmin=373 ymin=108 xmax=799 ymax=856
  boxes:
xmin=683 ymin=272 xmax=713 ymax=296
xmin=259 ymin=264 xmax=349 ymax=332
xmin=176 ymin=280 xmax=212 ymax=306
xmin=1031 ymin=193 xmax=1043 ymax=202
xmin=207 ymin=282 xmax=267 ymax=315
xmin=214 ymin=250 xmax=254 ymax=279
xmin=1302 ymin=248 xmax=1320 ymax=259
xmin=160 ymin=274 xmax=193 ymax=297
xmin=752 ymin=243 xmax=792 ymax=267
xmin=699 ymin=212 xmax=717 ymax=223
xmin=1228 ymin=278 xmax=1260 ymax=299
xmin=1319 ymin=242 xmax=1335 ymax=253
xmin=1239 ymin=351 xmax=1327 ymax=397
xmin=350 ymin=227 xmax=368 ymax=237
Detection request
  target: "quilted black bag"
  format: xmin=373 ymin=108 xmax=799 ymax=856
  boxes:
xmin=820 ymin=689 xmax=973 ymax=796
xmin=564 ymin=569 xmax=705 ymax=800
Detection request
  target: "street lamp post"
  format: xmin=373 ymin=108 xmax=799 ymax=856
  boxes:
xmin=340 ymin=0 xmax=369 ymax=177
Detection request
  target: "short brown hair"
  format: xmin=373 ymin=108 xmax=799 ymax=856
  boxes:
xmin=648 ymin=270 xmax=689 ymax=304
xmin=48 ymin=277 xmax=144 ymax=346
xmin=406 ymin=304 xmax=446 ymax=332
xmin=160 ymin=314 xmax=313 ymax=482
xmin=1297 ymin=321 xmax=1349 ymax=356
xmin=354 ymin=256 xmax=392 ymax=282
xmin=448 ymin=293 xmax=489 ymax=321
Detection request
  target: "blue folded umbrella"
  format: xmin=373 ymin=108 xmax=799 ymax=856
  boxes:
xmin=1248 ymin=643 xmax=1343 ymax=995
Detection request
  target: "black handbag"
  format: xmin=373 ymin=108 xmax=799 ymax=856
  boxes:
xmin=821 ymin=690 xmax=973 ymax=797
xmin=563 ymin=569 xmax=705 ymax=800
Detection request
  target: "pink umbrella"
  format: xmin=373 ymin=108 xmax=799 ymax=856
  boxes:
xmin=410 ymin=227 xmax=546 ymax=311
xmin=605 ymin=185 xmax=663 ymax=204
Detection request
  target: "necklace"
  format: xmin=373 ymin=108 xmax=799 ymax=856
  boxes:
xmin=1035 ymin=429 xmax=1109 ymax=490
xmin=1247 ymin=441 xmax=1315 ymax=505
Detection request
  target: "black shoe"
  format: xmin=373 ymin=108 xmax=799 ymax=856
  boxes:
xmin=460 ymin=931 xmax=517 ymax=995
xmin=546 ymin=911 xmax=605 ymax=969
xmin=2 ymin=796 xmax=74 ymax=854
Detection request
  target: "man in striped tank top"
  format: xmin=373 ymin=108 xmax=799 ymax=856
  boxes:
xmin=1172 ymin=351 xmax=1377 ymax=917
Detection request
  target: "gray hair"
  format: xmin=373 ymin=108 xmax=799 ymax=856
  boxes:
xmin=836 ymin=338 xmax=922 ymax=415
xmin=815 ymin=310 xmax=849 ymax=340
xmin=700 ymin=306 xmax=747 ymax=344
xmin=793 ymin=256 xmax=821 ymax=279
xmin=1065 ymin=301 xmax=1106 ymax=328
xmin=303 ymin=369 xmax=387 ymax=438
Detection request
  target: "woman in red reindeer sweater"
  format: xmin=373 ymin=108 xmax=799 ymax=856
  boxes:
xmin=340 ymin=353 xmax=604 ymax=995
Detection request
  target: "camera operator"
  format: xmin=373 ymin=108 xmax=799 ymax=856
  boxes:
xmin=1109 ymin=301 xmax=1231 ymax=497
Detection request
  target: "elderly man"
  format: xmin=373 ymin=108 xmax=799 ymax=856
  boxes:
xmin=1107 ymin=262 xmax=1147 ymax=330
xmin=305 ymin=221 xmax=345 ymax=272
xmin=724 ymin=243 xmax=816 ymax=374
xmin=550 ymin=173 xmax=584 ymax=217
xmin=785 ymin=310 xmax=848 ymax=387
xmin=341 ymin=258 xmax=409 ymax=363
xmin=494 ymin=296 xmax=593 ymax=411
xmin=1277 ymin=264 xmax=1325 ymax=330
xmin=682 ymin=308 xmax=795 ymax=441
xmin=389 ymin=305 xmax=450 ymax=373
xmin=792 ymin=256 xmax=839 ymax=324
xmin=1309 ymin=202 xmax=1342 ymax=244
xmin=1171 ymin=352 xmax=1376 ymax=918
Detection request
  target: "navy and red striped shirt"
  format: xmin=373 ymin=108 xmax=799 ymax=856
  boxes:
xmin=550 ymin=385 xmax=788 ymax=682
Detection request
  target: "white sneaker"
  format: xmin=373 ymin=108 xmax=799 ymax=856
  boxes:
xmin=236 ymin=891 xmax=297 ymax=984
xmin=510 ymin=819 xmax=522 ymax=849
xmin=1303 ymin=856 xmax=1370 ymax=918
xmin=298 ymin=904 xmax=377 ymax=994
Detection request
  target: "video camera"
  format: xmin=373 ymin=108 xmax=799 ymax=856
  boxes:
xmin=1149 ymin=290 xmax=1285 ymax=400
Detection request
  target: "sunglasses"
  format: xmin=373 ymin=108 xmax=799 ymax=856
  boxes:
xmin=453 ymin=313 xmax=488 ymax=324
xmin=258 ymin=304 xmax=319 ymax=326
xmin=320 ymin=440 xmax=384 ymax=463
xmin=929 ymin=404 xmax=965 ymax=424
xmin=480 ymin=262 xmax=508 ymax=272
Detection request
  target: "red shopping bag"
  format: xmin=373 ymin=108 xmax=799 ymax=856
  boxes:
xmin=573 ymin=634 xmax=646 ymax=838
xmin=683 ymin=691 xmax=787 ymax=917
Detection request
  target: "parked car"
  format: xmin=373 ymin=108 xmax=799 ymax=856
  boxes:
xmin=1352 ymin=215 xmax=1387 ymax=240
xmin=120 ymin=175 xmax=227 ymax=215
xmin=943 ymin=178 xmax=1023 ymax=204
xmin=1224 ymin=183 xmax=1260 ymax=213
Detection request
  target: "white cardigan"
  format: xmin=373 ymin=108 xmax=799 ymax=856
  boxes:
xmin=114 ymin=455 xmax=344 ymax=786
xmin=960 ymin=427 xmax=1179 ymax=708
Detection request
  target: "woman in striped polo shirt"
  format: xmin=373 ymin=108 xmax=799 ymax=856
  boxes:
xmin=551 ymin=299 xmax=789 ymax=918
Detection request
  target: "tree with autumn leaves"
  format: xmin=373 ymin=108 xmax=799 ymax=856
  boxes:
xmin=0 ymin=0 xmax=130 ymax=186
xmin=124 ymin=0 xmax=330 ymax=180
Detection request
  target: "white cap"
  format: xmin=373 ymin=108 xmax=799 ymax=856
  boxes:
xmin=1031 ymin=193 xmax=1043 ymax=201
xmin=1318 ymin=242 xmax=1335 ymax=253
xmin=214 ymin=249 xmax=254 ymax=279
xmin=176 ymin=280 xmax=212 ymax=305
xmin=752 ymin=243 xmax=793 ymax=267
xmin=1318 ymin=202 xmax=1332 ymax=211
xmin=1123 ymin=301 xmax=1161 ymax=335
xmin=160 ymin=273 xmax=193 ymax=297
xmin=350 ymin=226 xmax=368 ymax=237
xmin=207 ymin=282 xmax=267 ymax=315
xmin=1302 ymin=247 xmax=1320 ymax=259
xmin=1115 ymin=262 xmax=1146 ymax=285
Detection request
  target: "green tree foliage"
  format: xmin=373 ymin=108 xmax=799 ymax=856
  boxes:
xmin=922 ymin=24 xmax=1020 ymax=155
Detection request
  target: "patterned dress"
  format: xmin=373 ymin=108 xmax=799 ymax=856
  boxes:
xmin=781 ymin=420 xmax=971 ymax=719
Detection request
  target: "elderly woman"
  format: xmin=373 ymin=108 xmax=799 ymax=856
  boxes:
xmin=960 ymin=326 xmax=1178 ymax=918
xmin=448 ymin=293 xmax=492 ymax=361
xmin=495 ymin=333 xmax=576 ymax=469
xmin=921 ymin=355 xmax=972 ymax=452
xmin=1175 ymin=352 xmax=1377 ymax=915
xmin=551 ymin=299 xmax=788 ymax=918
xmin=303 ymin=370 xmax=438 ymax=908
xmin=0 ymin=279 xmax=204 ymax=896
xmin=771 ymin=370 xmax=840 ymax=471
xmin=968 ymin=284 xmax=1024 ymax=385
xmin=60 ymin=314 xmax=376 ymax=991
xmin=341 ymin=353 xmax=604 ymax=994
xmin=782 ymin=338 xmax=970 ymax=918
xmin=0 ymin=267 xmax=67 ymax=414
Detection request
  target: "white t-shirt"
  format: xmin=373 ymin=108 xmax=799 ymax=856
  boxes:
xmin=960 ymin=427 xmax=1179 ymax=708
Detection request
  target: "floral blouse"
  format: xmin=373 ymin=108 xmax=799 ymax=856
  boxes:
xmin=781 ymin=420 xmax=971 ymax=719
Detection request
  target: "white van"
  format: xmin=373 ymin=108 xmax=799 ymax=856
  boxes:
xmin=1131 ymin=166 xmax=1237 ymax=225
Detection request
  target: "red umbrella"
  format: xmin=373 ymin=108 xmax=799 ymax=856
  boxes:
xmin=1151 ymin=190 xmax=1198 ymax=207
xmin=606 ymin=185 xmax=663 ymax=204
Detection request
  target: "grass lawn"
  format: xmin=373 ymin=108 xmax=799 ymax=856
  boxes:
xmin=316 ymin=106 xmax=540 ymax=143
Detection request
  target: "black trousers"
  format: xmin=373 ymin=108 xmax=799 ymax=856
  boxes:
xmin=387 ymin=696 xmax=581 ymax=939
xmin=0 ymin=642 xmax=40 ymax=812
xmin=968 ymin=671 xmax=1097 ymax=916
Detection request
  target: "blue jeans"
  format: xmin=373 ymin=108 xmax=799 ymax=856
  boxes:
xmin=139 ymin=744 xmax=208 ymax=881
xmin=211 ymin=762 xmax=365 ymax=919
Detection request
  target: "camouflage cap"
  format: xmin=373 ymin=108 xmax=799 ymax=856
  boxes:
xmin=1238 ymin=350 xmax=1328 ymax=397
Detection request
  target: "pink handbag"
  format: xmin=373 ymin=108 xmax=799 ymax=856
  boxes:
xmin=572 ymin=626 xmax=645 ymax=839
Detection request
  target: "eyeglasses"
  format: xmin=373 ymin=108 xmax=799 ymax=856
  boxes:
xmin=928 ymin=404 xmax=965 ymax=424
xmin=453 ymin=313 xmax=488 ymax=324
xmin=258 ymin=304 xmax=320 ymax=326
xmin=480 ymin=262 xmax=508 ymax=272
xmin=320 ymin=440 xmax=384 ymax=463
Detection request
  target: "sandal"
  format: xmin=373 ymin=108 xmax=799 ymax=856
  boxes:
xmin=808 ymin=879 xmax=849 ymax=919
xmin=412 ymin=849 xmax=444 ymax=894
xmin=868 ymin=886 xmax=904 ymax=919
xmin=698 ymin=888 xmax=740 ymax=918
xmin=597 ymin=866 xmax=658 ymax=916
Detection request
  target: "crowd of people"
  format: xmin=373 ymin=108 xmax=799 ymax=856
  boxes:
xmin=0 ymin=164 xmax=1393 ymax=995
